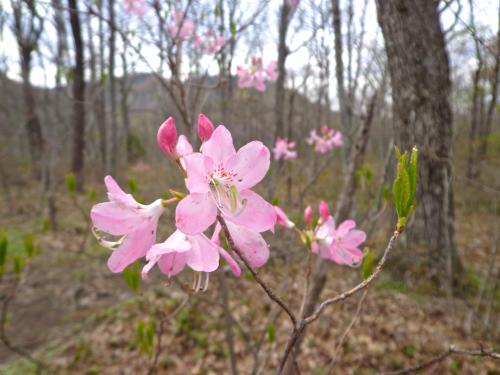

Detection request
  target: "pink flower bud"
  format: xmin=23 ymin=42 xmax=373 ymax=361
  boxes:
xmin=274 ymin=206 xmax=295 ymax=229
xmin=197 ymin=113 xmax=215 ymax=142
xmin=319 ymin=200 xmax=330 ymax=221
xmin=304 ymin=205 xmax=313 ymax=225
xmin=157 ymin=117 xmax=178 ymax=158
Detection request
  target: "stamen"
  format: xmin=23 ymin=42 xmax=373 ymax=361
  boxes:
xmin=202 ymin=272 xmax=210 ymax=292
xmin=91 ymin=227 xmax=125 ymax=249
xmin=195 ymin=271 xmax=203 ymax=292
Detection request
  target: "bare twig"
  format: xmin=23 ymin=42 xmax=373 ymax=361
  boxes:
xmin=217 ymin=214 xmax=297 ymax=327
xmin=277 ymin=230 xmax=400 ymax=374
xmin=380 ymin=345 xmax=500 ymax=374
xmin=326 ymin=289 xmax=368 ymax=373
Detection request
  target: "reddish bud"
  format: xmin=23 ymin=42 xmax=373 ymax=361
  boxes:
xmin=319 ymin=200 xmax=330 ymax=221
xmin=157 ymin=117 xmax=178 ymax=157
xmin=197 ymin=113 xmax=215 ymax=142
xmin=304 ymin=205 xmax=313 ymax=226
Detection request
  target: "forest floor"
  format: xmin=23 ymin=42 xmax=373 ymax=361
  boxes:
xmin=0 ymin=163 xmax=499 ymax=375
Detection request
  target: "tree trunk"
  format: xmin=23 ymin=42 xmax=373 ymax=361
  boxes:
xmin=96 ymin=0 xmax=108 ymax=172
xmin=274 ymin=0 xmax=292 ymax=139
xmin=376 ymin=0 xmax=463 ymax=284
xmin=108 ymin=0 xmax=118 ymax=175
xmin=332 ymin=0 xmax=350 ymax=151
xmin=68 ymin=0 xmax=86 ymax=188
xmin=20 ymin=49 xmax=44 ymax=176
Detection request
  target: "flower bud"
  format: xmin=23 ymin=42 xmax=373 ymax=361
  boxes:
xmin=197 ymin=113 xmax=215 ymax=142
xmin=274 ymin=206 xmax=295 ymax=229
xmin=157 ymin=117 xmax=178 ymax=158
xmin=319 ymin=200 xmax=330 ymax=221
xmin=304 ymin=205 xmax=313 ymax=226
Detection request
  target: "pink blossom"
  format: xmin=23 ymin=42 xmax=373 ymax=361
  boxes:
xmin=175 ymin=120 xmax=276 ymax=267
xmin=211 ymin=224 xmax=241 ymax=276
xmin=274 ymin=206 xmax=295 ymax=229
xmin=237 ymin=57 xmax=277 ymax=92
xmin=198 ymin=113 xmax=215 ymax=142
xmin=319 ymin=200 xmax=330 ymax=222
xmin=304 ymin=205 xmax=313 ymax=226
xmin=273 ymin=137 xmax=297 ymax=161
xmin=167 ymin=11 xmax=195 ymax=41
xmin=125 ymin=0 xmax=147 ymax=17
xmin=141 ymin=230 xmax=220 ymax=289
xmin=265 ymin=61 xmax=278 ymax=81
xmin=306 ymin=126 xmax=343 ymax=154
xmin=91 ymin=176 xmax=164 ymax=273
xmin=206 ymin=33 xmax=224 ymax=54
xmin=312 ymin=218 xmax=366 ymax=266
xmin=157 ymin=117 xmax=193 ymax=161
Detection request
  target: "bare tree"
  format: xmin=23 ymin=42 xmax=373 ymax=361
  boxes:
xmin=68 ymin=0 xmax=86 ymax=187
xmin=10 ymin=0 xmax=44 ymax=176
xmin=376 ymin=0 xmax=463 ymax=285
xmin=108 ymin=0 xmax=118 ymax=174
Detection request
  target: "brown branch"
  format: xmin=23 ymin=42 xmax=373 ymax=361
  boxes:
xmin=277 ymin=230 xmax=400 ymax=374
xmin=217 ymin=214 xmax=297 ymax=327
xmin=381 ymin=345 xmax=500 ymax=374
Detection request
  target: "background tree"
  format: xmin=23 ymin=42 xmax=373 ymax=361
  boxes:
xmin=376 ymin=0 xmax=463 ymax=286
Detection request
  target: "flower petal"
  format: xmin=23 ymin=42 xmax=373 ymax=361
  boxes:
xmin=342 ymin=229 xmax=366 ymax=249
xmin=218 ymin=247 xmax=242 ymax=277
xmin=175 ymin=193 xmax=217 ymax=235
xmin=158 ymin=252 xmax=188 ymax=277
xmin=184 ymin=153 xmax=210 ymax=194
xmin=107 ymin=223 xmax=156 ymax=273
xmin=91 ymin=202 xmax=143 ymax=235
xmin=226 ymin=221 xmax=269 ymax=268
xmin=229 ymin=190 xmax=276 ymax=232
xmin=185 ymin=235 xmax=220 ymax=272
xmin=201 ymin=125 xmax=236 ymax=164
xmin=336 ymin=220 xmax=356 ymax=237
xmin=104 ymin=175 xmax=138 ymax=207
xmin=227 ymin=141 xmax=270 ymax=190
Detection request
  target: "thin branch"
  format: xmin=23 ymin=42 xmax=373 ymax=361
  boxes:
xmin=217 ymin=214 xmax=297 ymax=327
xmin=381 ymin=345 xmax=500 ymax=374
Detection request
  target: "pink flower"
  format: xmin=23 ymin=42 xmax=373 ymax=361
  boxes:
xmin=306 ymin=126 xmax=343 ymax=154
xmin=312 ymin=218 xmax=366 ymax=266
xmin=91 ymin=176 xmax=164 ymax=273
xmin=206 ymin=33 xmax=224 ymax=54
xmin=211 ymin=224 xmax=241 ymax=276
xmin=319 ymin=200 xmax=330 ymax=221
xmin=197 ymin=113 xmax=215 ymax=142
xmin=157 ymin=117 xmax=193 ymax=161
xmin=175 ymin=121 xmax=276 ymax=266
xmin=273 ymin=137 xmax=297 ymax=160
xmin=304 ymin=205 xmax=313 ymax=226
xmin=125 ymin=0 xmax=146 ymax=17
xmin=237 ymin=57 xmax=276 ymax=92
xmin=167 ymin=11 xmax=195 ymax=41
xmin=265 ymin=61 xmax=278 ymax=81
xmin=142 ymin=230 xmax=220 ymax=291
xmin=274 ymin=206 xmax=295 ymax=229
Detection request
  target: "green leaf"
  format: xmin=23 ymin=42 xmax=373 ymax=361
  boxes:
xmin=364 ymin=165 xmax=373 ymax=184
xmin=65 ymin=173 xmax=76 ymax=193
xmin=229 ymin=21 xmax=237 ymax=37
xmin=408 ymin=146 xmax=418 ymax=209
xmin=123 ymin=261 xmax=141 ymax=294
xmin=0 ymin=234 xmax=8 ymax=273
xmin=266 ymin=321 xmax=276 ymax=343
xmin=23 ymin=234 xmax=37 ymax=258
xmin=135 ymin=319 xmax=155 ymax=355
xmin=87 ymin=188 xmax=97 ymax=202
xmin=13 ymin=255 xmax=24 ymax=275
xmin=127 ymin=177 xmax=138 ymax=195
xmin=361 ymin=249 xmax=374 ymax=280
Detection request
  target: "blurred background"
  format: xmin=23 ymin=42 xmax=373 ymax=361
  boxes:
xmin=0 ymin=0 xmax=498 ymax=374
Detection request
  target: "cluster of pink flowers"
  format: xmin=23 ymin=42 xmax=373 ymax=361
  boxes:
xmin=91 ymin=114 xmax=276 ymax=291
xmin=194 ymin=32 xmax=224 ymax=54
xmin=306 ymin=125 xmax=343 ymax=154
xmin=167 ymin=11 xmax=195 ymax=41
xmin=237 ymin=57 xmax=278 ymax=92
xmin=274 ymin=201 xmax=366 ymax=267
xmin=124 ymin=0 xmax=147 ymax=17
xmin=273 ymin=137 xmax=297 ymax=161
